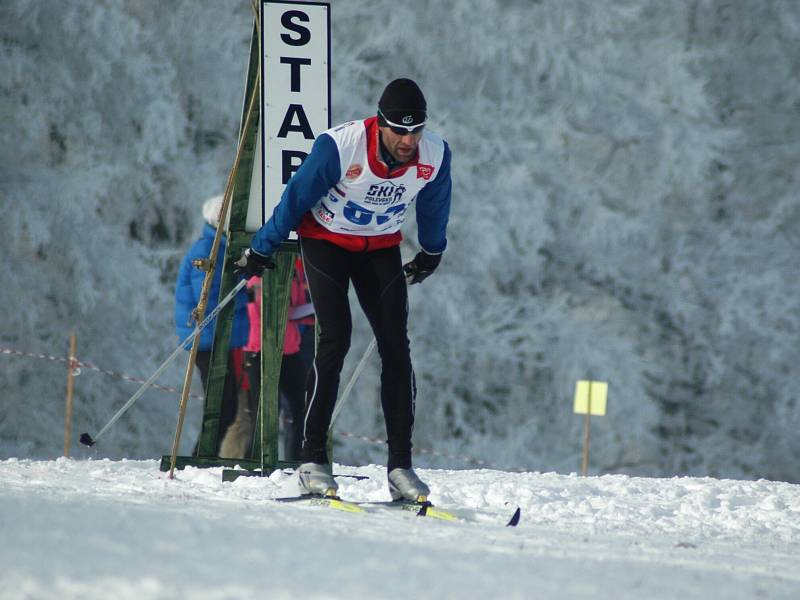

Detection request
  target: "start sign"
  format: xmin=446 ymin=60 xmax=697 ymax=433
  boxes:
xmin=259 ymin=0 xmax=330 ymax=228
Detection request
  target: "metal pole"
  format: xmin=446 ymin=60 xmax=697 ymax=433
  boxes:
xmin=63 ymin=333 xmax=77 ymax=457
xmin=79 ymin=279 xmax=247 ymax=448
xmin=330 ymin=337 xmax=376 ymax=428
xmin=165 ymin=279 xmax=248 ymax=476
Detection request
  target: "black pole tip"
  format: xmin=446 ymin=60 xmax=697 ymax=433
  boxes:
xmin=79 ymin=433 xmax=96 ymax=447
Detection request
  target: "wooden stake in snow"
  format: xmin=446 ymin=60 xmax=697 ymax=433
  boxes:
xmin=573 ymin=380 xmax=608 ymax=476
xmin=64 ymin=333 xmax=78 ymax=457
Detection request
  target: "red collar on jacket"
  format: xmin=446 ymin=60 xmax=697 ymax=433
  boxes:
xmin=364 ymin=116 xmax=420 ymax=179
xmin=295 ymin=116 xmax=413 ymax=251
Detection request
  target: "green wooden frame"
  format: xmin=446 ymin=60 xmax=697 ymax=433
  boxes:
xmin=160 ymin=20 xmax=297 ymax=477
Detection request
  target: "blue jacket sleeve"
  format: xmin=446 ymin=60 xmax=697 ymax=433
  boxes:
xmin=175 ymin=225 xmax=250 ymax=350
xmin=250 ymin=133 xmax=341 ymax=255
xmin=415 ymin=141 xmax=452 ymax=254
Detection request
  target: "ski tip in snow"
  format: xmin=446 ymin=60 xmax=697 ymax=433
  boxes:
xmin=506 ymin=507 xmax=521 ymax=527
xmin=79 ymin=433 xmax=96 ymax=447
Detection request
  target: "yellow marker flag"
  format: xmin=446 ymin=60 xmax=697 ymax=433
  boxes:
xmin=573 ymin=380 xmax=608 ymax=416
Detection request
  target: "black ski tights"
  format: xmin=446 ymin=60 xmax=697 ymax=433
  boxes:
xmin=299 ymin=237 xmax=416 ymax=471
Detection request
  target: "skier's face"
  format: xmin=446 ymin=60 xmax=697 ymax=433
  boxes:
xmin=380 ymin=126 xmax=423 ymax=164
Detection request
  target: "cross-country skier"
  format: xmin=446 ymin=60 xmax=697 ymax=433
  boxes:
xmin=235 ymin=78 xmax=452 ymax=503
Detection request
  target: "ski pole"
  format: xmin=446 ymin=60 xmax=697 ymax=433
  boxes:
xmin=79 ymin=278 xmax=247 ymax=447
xmin=329 ymin=337 xmax=377 ymax=429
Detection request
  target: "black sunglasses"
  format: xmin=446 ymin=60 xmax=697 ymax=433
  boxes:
xmin=378 ymin=109 xmax=426 ymax=135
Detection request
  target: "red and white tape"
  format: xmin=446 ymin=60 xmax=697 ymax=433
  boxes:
xmin=2 ymin=345 xmax=519 ymax=470
xmin=0 ymin=346 xmax=204 ymax=400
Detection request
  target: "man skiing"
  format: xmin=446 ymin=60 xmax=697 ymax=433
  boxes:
xmin=235 ymin=78 xmax=452 ymax=503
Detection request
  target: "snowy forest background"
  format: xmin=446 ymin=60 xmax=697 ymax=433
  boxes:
xmin=1 ymin=0 xmax=798 ymax=482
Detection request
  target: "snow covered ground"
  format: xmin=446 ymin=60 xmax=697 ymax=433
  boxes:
xmin=1 ymin=459 xmax=798 ymax=599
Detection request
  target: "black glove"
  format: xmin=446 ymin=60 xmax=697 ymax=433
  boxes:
xmin=234 ymin=248 xmax=275 ymax=278
xmin=403 ymin=251 xmax=442 ymax=285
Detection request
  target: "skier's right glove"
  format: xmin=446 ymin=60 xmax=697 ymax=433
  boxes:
xmin=403 ymin=251 xmax=442 ymax=285
xmin=234 ymin=248 xmax=275 ymax=278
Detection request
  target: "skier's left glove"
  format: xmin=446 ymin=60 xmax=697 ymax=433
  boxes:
xmin=403 ymin=251 xmax=442 ymax=285
xmin=234 ymin=248 xmax=275 ymax=278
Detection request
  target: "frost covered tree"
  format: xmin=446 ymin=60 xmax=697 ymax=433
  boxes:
xmin=1 ymin=1 xmax=798 ymax=482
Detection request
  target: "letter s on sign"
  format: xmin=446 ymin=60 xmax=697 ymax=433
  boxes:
xmin=281 ymin=11 xmax=311 ymax=46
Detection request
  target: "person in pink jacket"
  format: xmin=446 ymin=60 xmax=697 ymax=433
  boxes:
xmin=243 ymin=258 xmax=315 ymax=460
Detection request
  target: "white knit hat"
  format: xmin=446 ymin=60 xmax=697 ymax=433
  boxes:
xmin=202 ymin=194 xmax=225 ymax=227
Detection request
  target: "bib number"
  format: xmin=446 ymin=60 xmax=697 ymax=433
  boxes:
xmin=343 ymin=201 xmax=407 ymax=226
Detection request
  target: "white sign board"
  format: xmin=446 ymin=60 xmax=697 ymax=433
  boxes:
xmin=246 ymin=0 xmax=330 ymax=233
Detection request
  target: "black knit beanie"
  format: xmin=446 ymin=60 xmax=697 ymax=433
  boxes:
xmin=378 ymin=78 xmax=427 ymax=127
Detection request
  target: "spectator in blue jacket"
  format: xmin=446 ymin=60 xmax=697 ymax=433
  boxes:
xmin=175 ymin=195 xmax=250 ymax=457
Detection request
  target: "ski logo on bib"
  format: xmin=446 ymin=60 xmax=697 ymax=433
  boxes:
xmin=417 ymin=164 xmax=434 ymax=180
xmin=366 ymin=181 xmax=407 ymax=206
xmin=345 ymin=164 xmax=363 ymax=180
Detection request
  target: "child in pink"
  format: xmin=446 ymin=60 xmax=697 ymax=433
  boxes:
xmin=243 ymin=258 xmax=315 ymax=460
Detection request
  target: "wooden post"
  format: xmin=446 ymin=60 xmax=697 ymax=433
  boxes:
xmin=581 ymin=385 xmax=592 ymax=476
xmin=259 ymin=250 xmax=294 ymax=469
xmin=63 ymin=333 xmax=77 ymax=457
xmin=169 ymin=333 xmax=204 ymax=479
xmin=574 ymin=380 xmax=607 ymax=476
